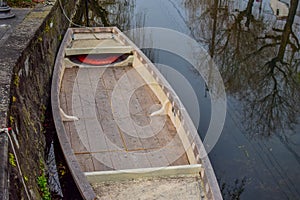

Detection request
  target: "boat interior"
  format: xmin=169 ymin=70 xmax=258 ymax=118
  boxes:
xmin=60 ymin=31 xmax=192 ymax=172
xmin=52 ymin=28 xmax=220 ymax=199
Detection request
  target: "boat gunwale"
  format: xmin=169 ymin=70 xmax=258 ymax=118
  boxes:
xmin=51 ymin=27 xmax=222 ymax=200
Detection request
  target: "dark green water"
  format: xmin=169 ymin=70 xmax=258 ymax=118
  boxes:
xmin=93 ymin=0 xmax=300 ymax=199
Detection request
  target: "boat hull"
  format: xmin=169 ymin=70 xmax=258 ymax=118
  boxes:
xmin=51 ymin=27 xmax=222 ymax=200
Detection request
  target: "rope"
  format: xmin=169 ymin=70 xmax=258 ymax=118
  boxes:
xmin=58 ymin=0 xmax=86 ymax=28
xmin=0 ymin=128 xmax=31 ymax=200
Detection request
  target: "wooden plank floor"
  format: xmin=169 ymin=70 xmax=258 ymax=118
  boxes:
xmin=60 ymin=66 xmax=189 ymax=172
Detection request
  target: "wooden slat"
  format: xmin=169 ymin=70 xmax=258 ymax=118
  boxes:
xmin=85 ymin=164 xmax=202 ymax=182
xmin=153 ymin=117 xmax=177 ymax=147
xmin=145 ymin=149 xmax=170 ymax=168
xmin=92 ymin=159 xmax=113 ymax=172
xmin=73 ymin=33 xmax=113 ymax=40
xmin=75 ymin=154 xmax=94 ymax=172
xmin=65 ymin=46 xmax=133 ymax=56
xmin=110 ymin=151 xmax=135 ymax=170
xmin=170 ymin=153 xmax=189 ymax=166
xmin=92 ymin=153 xmax=114 ymax=171
xmin=100 ymin=118 xmax=125 ymax=150
xmin=71 ymin=27 xmax=114 ymax=34
xmin=102 ymin=68 xmax=117 ymax=90
xmin=69 ymin=121 xmax=90 ymax=154
xmin=116 ymin=117 xmax=144 ymax=151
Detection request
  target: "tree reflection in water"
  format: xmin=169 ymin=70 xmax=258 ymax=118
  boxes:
xmin=220 ymin=177 xmax=247 ymax=200
xmin=185 ymin=0 xmax=300 ymax=137
xmin=73 ymin=0 xmax=135 ymax=30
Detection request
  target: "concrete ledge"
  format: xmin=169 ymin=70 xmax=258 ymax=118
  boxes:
xmin=85 ymin=164 xmax=203 ymax=183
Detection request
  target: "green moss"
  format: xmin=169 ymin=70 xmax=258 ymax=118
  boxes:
xmin=12 ymin=96 xmax=17 ymax=103
xmin=13 ymin=74 xmax=19 ymax=88
xmin=22 ymin=107 xmax=31 ymax=126
xmin=37 ymin=174 xmax=51 ymax=200
xmin=37 ymin=160 xmax=51 ymax=200
xmin=40 ymin=114 xmax=45 ymax=124
xmin=40 ymin=104 xmax=47 ymax=112
xmin=58 ymin=35 xmax=62 ymax=41
xmin=32 ymin=125 xmax=38 ymax=134
xmin=37 ymin=36 xmax=43 ymax=42
xmin=21 ymin=107 xmax=38 ymax=134
xmin=44 ymin=24 xmax=50 ymax=33
xmin=9 ymin=116 xmax=14 ymax=125
xmin=9 ymin=153 xmax=16 ymax=167
xmin=40 ymin=104 xmax=46 ymax=122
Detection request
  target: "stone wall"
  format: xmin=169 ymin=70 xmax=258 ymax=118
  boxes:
xmin=0 ymin=0 xmax=80 ymax=199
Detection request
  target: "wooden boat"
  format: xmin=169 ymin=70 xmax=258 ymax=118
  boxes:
xmin=51 ymin=27 xmax=222 ymax=200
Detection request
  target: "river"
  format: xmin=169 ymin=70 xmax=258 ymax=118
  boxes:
xmin=85 ymin=0 xmax=300 ymax=199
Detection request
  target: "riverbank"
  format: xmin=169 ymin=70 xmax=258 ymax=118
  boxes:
xmin=0 ymin=1 xmax=79 ymax=198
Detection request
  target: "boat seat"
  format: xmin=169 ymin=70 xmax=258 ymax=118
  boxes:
xmin=65 ymin=46 xmax=133 ymax=56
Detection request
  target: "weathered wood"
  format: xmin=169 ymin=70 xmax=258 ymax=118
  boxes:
xmin=61 ymin=64 xmax=190 ymax=169
xmin=92 ymin=154 xmax=114 ymax=171
xmin=85 ymin=164 xmax=203 ymax=182
xmin=65 ymin=46 xmax=133 ymax=56
xmin=76 ymin=154 xmax=95 ymax=172
xmin=73 ymin=33 xmax=113 ymax=40
xmin=71 ymin=38 xmax=122 ymax=49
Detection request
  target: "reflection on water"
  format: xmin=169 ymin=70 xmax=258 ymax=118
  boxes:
xmin=96 ymin=0 xmax=300 ymax=136
xmin=96 ymin=0 xmax=135 ymax=30
xmin=89 ymin=0 xmax=300 ymax=199
xmin=185 ymin=1 xmax=300 ymax=199
xmin=72 ymin=0 xmax=134 ymax=29
xmin=220 ymin=177 xmax=247 ymax=200
xmin=184 ymin=0 xmax=300 ymax=136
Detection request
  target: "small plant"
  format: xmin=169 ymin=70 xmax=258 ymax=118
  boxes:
xmin=37 ymin=160 xmax=51 ymax=200
xmin=9 ymin=153 xmax=16 ymax=167
xmin=37 ymin=173 xmax=51 ymax=200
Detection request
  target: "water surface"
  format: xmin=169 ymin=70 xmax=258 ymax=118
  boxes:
xmin=92 ymin=0 xmax=300 ymax=199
